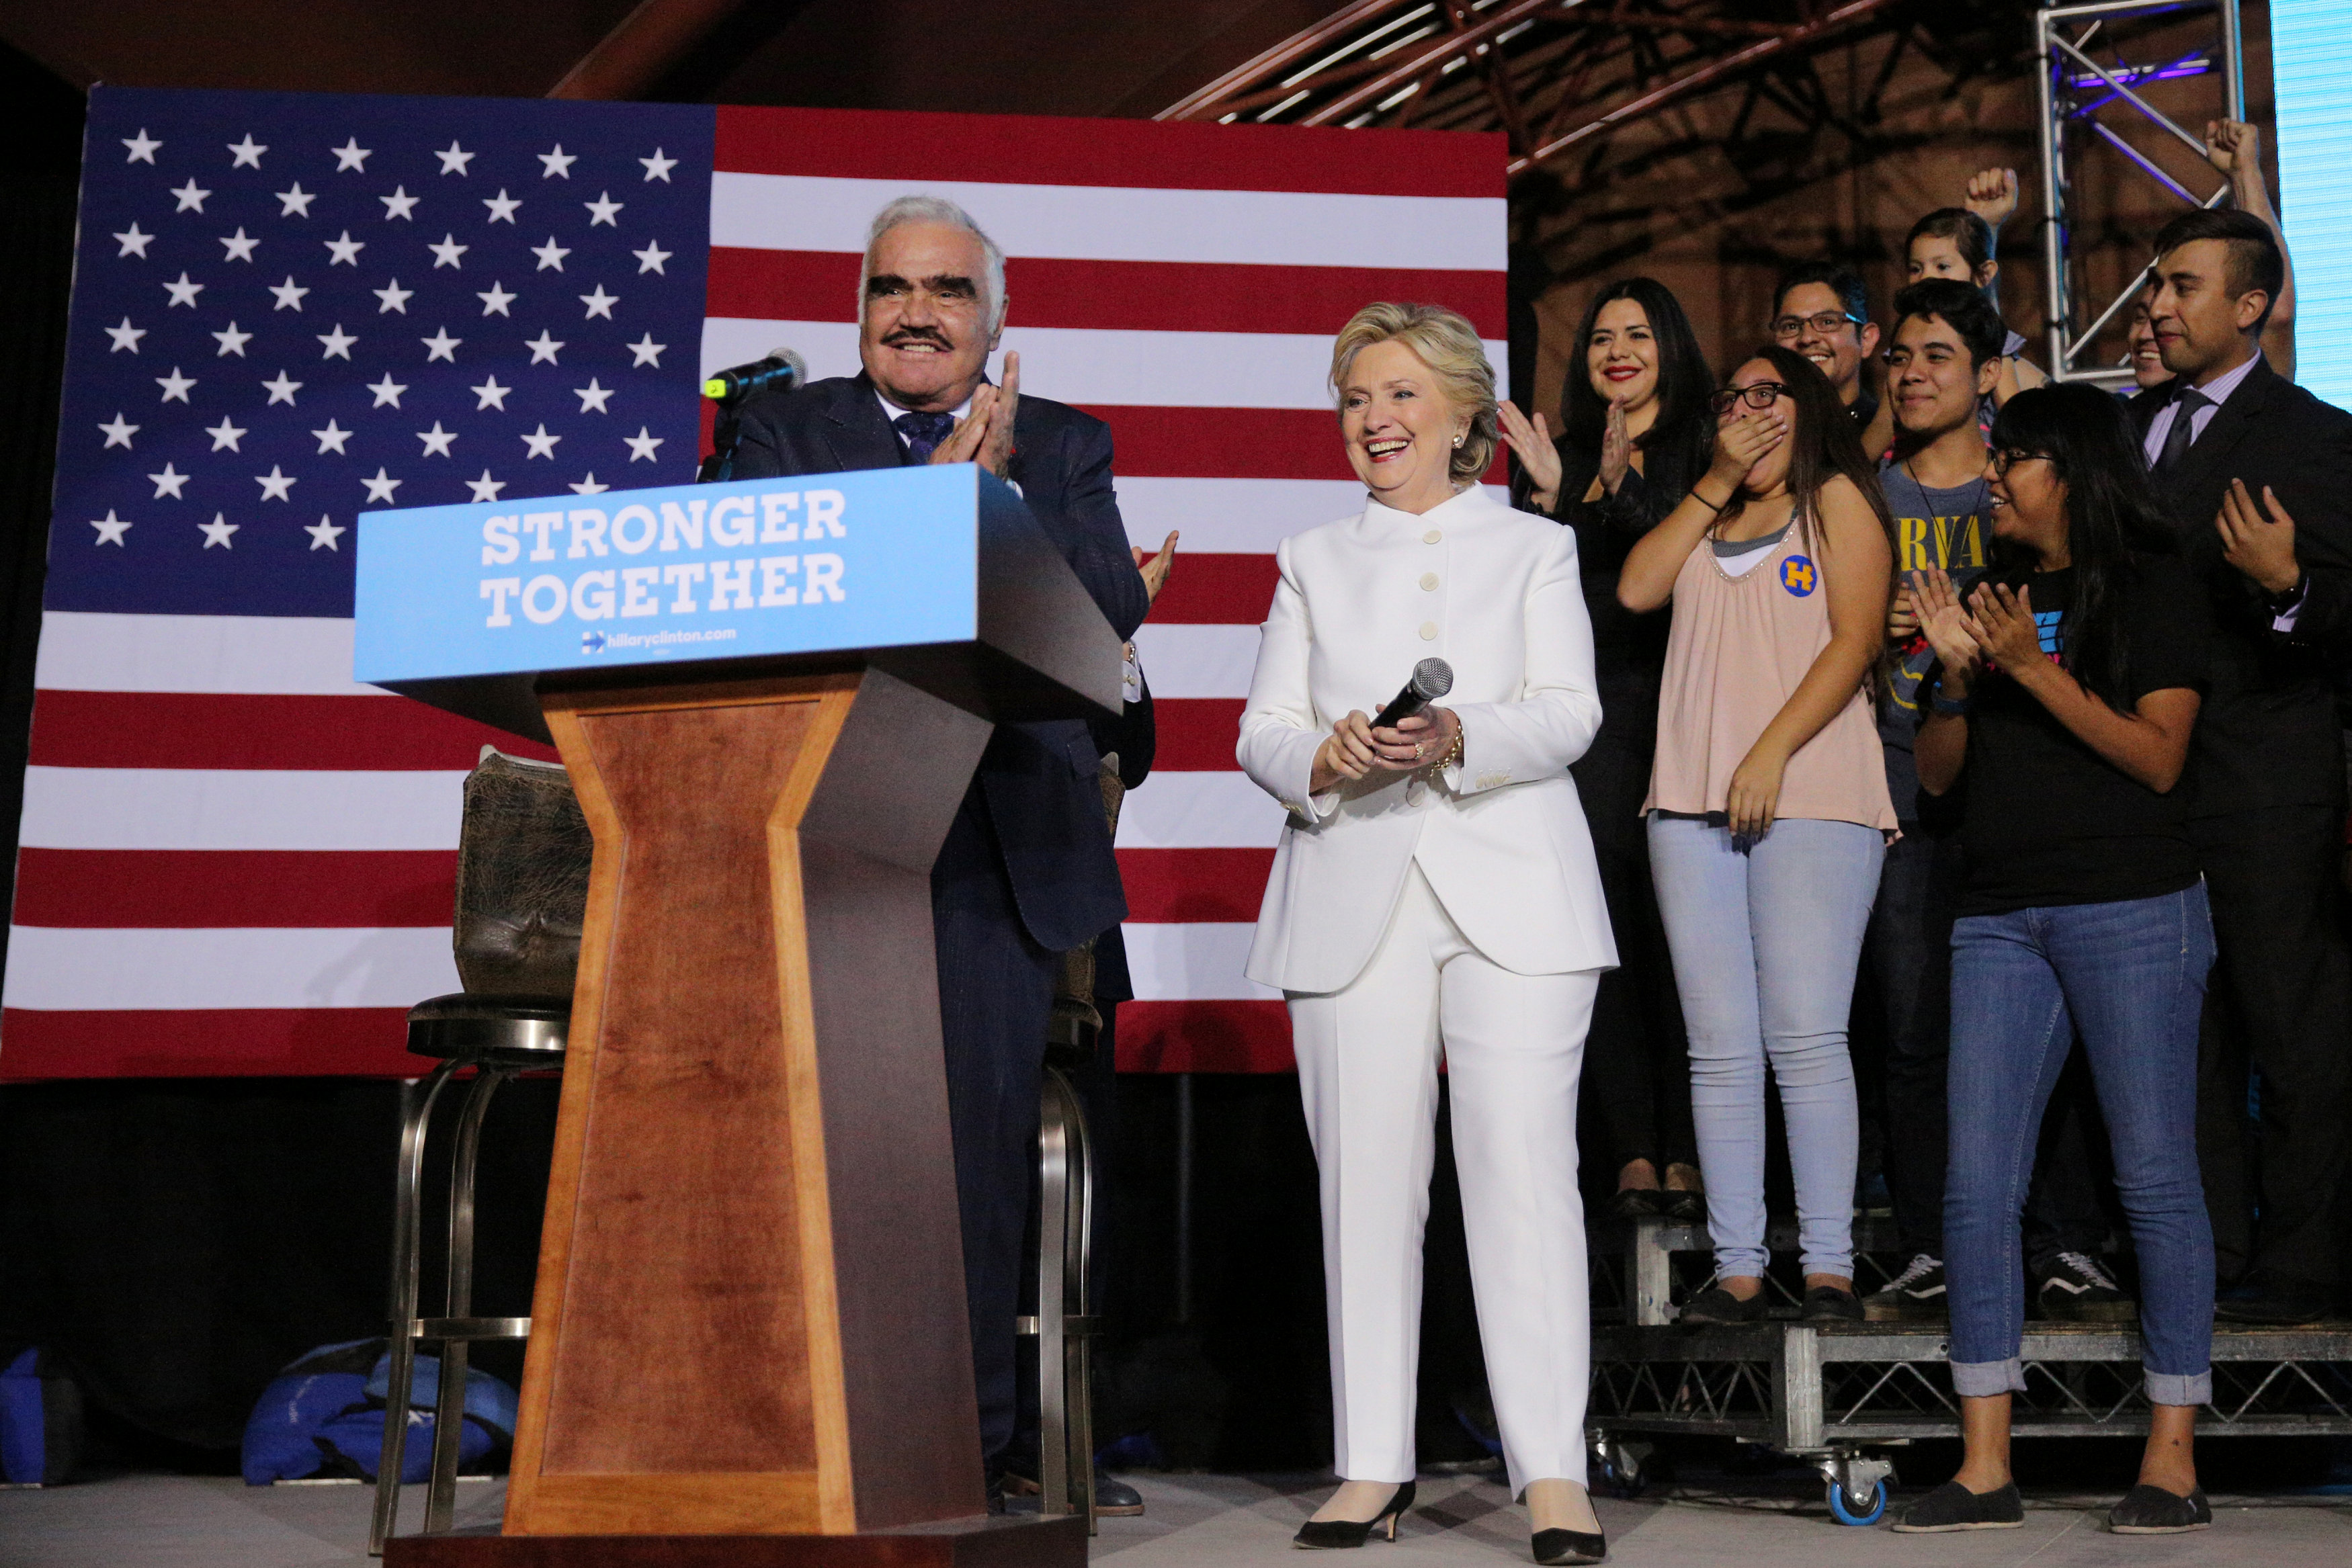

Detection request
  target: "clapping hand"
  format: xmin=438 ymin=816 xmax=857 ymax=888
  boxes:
xmin=929 ymin=394 xmax=990 ymax=466
xmin=2216 ymin=478 xmax=2302 ymax=597
xmin=1888 ymin=580 xmax=1919 ymax=642
xmin=977 ymin=350 xmax=1019 ymax=476
xmin=1913 ymin=568 xmax=1982 ymax=688
xmin=1498 ymin=400 xmax=1563 ymax=510
xmin=927 ymin=349 xmax=1021 ymax=476
xmin=1966 ymin=580 xmax=2044 ymax=674
xmin=1134 ymin=529 xmax=1179 ymax=603
xmin=1966 ymin=167 xmax=2021 ymax=232
xmin=1599 ymin=399 xmax=1634 ymax=494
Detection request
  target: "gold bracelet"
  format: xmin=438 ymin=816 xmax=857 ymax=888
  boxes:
xmin=1435 ymin=726 xmax=1464 ymax=771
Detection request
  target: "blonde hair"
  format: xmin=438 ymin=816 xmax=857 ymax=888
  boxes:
xmin=1329 ymin=302 xmax=1498 ymax=486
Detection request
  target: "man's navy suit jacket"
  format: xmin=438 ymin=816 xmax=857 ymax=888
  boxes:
xmin=730 ymin=370 xmax=1149 ymax=951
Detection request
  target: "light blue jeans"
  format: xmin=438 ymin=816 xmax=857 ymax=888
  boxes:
xmin=1648 ymin=814 xmax=1885 ymax=1278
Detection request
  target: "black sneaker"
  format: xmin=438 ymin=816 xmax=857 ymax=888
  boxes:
xmin=1679 ymin=1283 xmax=1768 ymax=1325
xmin=1864 ymin=1256 xmax=1948 ymax=1322
xmin=1890 ymin=1480 xmax=2024 ymax=1532
xmin=1801 ymin=1284 xmax=1863 ymax=1323
xmin=2106 ymin=1484 xmax=2210 ymax=1534
xmin=2035 ymin=1251 xmax=2136 ymax=1323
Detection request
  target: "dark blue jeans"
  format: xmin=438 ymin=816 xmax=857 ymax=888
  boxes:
xmin=1945 ymin=883 xmax=2217 ymax=1405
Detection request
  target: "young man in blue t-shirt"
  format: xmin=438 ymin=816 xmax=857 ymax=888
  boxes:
xmin=1859 ymin=279 xmax=2129 ymax=1323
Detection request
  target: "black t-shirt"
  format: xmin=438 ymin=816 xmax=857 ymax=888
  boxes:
xmin=1957 ymin=554 xmax=2212 ymax=916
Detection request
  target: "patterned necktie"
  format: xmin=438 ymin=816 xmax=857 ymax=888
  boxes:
xmin=893 ymin=410 xmax=956 ymax=464
xmin=2153 ymin=387 xmax=2210 ymax=476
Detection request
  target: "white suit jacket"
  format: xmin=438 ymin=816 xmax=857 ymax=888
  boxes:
xmin=1238 ymin=485 xmax=1618 ymax=994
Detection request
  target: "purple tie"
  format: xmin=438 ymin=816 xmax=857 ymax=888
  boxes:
xmin=893 ymin=410 xmax=956 ymax=463
xmin=2153 ymin=387 xmax=2210 ymax=476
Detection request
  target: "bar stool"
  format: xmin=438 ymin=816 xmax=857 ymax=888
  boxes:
xmin=369 ymin=748 xmax=590 ymax=1555
xmin=367 ymin=998 xmax=566 ymax=1553
xmin=1017 ymin=1061 xmax=1099 ymax=1532
xmin=1013 ymin=754 xmax=1129 ymax=1531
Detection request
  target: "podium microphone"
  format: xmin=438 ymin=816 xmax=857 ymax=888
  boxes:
xmin=699 ymin=347 xmax=807 ymax=482
xmin=1371 ymin=658 xmax=1454 ymax=731
xmin=703 ymin=347 xmax=807 ymax=406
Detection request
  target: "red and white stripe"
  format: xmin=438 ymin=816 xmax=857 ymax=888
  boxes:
xmin=3 ymin=106 xmax=1505 ymax=1080
xmin=704 ymin=112 xmax=1507 ymax=1074
xmin=5 ymin=611 xmax=555 ymax=1077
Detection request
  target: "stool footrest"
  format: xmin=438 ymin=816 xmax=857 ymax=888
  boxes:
xmin=404 ymin=1315 xmax=532 ymax=1342
xmin=1014 ymin=1315 xmax=1101 ymax=1337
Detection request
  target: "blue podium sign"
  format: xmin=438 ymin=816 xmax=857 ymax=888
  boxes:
xmin=354 ymin=465 xmax=982 ymax=685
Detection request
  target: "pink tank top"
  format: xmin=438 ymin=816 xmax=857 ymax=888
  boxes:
xmin=1644 ymin=518 xmax=1896 ymax=830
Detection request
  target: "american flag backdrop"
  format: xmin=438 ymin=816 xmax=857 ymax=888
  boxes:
xmin=3 ymin=86 xmax=1505 ymax=1080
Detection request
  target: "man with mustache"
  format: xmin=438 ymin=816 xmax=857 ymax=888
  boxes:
xmin=731 ymin=195 xmax=1165 ymax=1510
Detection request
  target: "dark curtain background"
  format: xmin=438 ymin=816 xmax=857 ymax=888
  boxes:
xmin=0 ymin=44 xmax=79 ymax=968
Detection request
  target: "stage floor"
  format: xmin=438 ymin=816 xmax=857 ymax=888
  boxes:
xmin=1 ymin=1471 xmax=2347 ymax=1567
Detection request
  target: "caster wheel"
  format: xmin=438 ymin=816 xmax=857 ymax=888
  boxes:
xmin=1826 ymin=1479 xmax=1888 ymax=1526
xmin=1592 ymin=1440 xmax=1648 ymax=1499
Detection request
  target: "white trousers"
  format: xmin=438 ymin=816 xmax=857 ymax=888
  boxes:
xmin=1288 ymin=862 xmax=1599 ymax=1496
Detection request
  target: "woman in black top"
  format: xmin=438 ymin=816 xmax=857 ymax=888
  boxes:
xmin=1499 ymin=277 xmax=1714 ymax=1220
xmin=1894 ymin=385 xmax=2218 ymax=1536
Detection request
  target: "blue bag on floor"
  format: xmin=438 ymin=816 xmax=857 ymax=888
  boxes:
xmin=242 ymin=1338 xmax=381 ymax=1483
xmin=0 ymin=1347 xmax=85 ymax=1485
xmin=364 ymin=1350 xmax=519 ymax=1446
xmin=241 ymin=1339 xmax=516 ymax=1485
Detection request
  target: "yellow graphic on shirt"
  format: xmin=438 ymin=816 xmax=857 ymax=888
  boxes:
xmin=1894 ymin=511 xmax=1988 ymax=573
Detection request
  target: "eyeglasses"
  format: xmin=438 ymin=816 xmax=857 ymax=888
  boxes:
xmin=1771 ymin=310 xmax=1865 ymax=339
xmin=1989 ymin=448 xmax=2054 ymax=477
xmin=1709 ymin=382 xmax=1792 ymax=415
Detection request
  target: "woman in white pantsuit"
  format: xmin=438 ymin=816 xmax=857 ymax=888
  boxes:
xmin=1238 ymin=303 xmax=1618 ymax=1565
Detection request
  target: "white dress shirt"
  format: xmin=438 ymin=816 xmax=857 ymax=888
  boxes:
xmin=1237 ymin=485 xmax=1617 ymax=992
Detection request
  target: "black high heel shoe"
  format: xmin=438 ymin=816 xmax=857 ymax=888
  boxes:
xmin=1531 ymin=1523 xmax=1607 ymax=1565
xmin=1528 ymin=1481 xmax=1607 ymax=1565
xmin=1293 ymin=1481 xmax=1416 ymax=1549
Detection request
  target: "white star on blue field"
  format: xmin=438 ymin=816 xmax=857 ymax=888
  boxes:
xmin=51 ymin=87 xmax=715 ymax=617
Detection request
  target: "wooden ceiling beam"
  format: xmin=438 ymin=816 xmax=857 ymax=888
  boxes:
xmin=546 ymin=0 xmax=749 ymax=99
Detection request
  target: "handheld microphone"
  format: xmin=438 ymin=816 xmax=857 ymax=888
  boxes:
xmin=702 ymin=347 xmax=806 ymax=405
xmin=1371 ymin=658 xmax=1454 ymax=731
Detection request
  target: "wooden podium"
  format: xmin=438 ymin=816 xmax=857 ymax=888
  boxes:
xmin=354 ymin=467 xmax=1118 ymax=1567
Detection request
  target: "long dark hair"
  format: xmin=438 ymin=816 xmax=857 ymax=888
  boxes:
xmin=1719 ymin=344 xmax=1896 ymax=555
xmin=1561 ymin=277 xmax=1714 ymax=460
xmin=1986 ymin=384 xmax=2177 ymax=705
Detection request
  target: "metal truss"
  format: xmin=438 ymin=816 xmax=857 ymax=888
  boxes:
xmin=1155 ymin=0 xmax=1912 ymax=175
xmin=1585 ymin=1217 xmax=2352 ymax=1455
xmin=2033 ymin=0 xmax=2245 ymax=385
xmin=1591 ymin=1321 xmax=2352 ymax=1446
